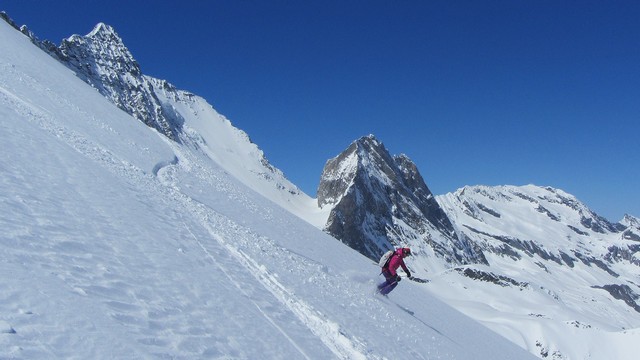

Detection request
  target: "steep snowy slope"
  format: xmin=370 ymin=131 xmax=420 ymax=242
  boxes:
xmin=0 ymin=17 xmax=536 ymax=359
xmin=9 ymin=16 xmax=328 ymax=228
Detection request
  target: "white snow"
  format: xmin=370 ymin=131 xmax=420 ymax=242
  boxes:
xmin=0 ymin=19 xmax=536 ymax=359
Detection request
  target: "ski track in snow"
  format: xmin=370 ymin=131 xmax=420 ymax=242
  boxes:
xmin=1 ymin=79 xmax=310 ymax=357
xmin=155 ymin=141 xmax=372 ymax=360
xmin=150 ymin=151 xmax=449 ymax=359
xmin=181 ymin=221 xmax=315 ymax=360
xmin=0 ymin=81 xmax=138 ymax=180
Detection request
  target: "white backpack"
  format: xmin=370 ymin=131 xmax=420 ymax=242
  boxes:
xmin=378 ymin=250 xmax=394 ymax=268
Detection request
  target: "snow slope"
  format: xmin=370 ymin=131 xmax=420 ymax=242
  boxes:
xmin=0 ymin=18 xmax=535 ymax=359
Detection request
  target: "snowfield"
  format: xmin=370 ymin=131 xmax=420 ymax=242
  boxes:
xmin=0 ymin=18 xmax=537 ymax=359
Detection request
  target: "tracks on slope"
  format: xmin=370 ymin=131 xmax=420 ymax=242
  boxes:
xmin=181 ymin=221 xmax=314 ymax=360
xmin=1 ymin=75 xmax=367 ymax=358
xmin=154 ymin=143 xmax=372 ymax=360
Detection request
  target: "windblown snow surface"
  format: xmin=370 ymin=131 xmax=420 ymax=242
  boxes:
xmin=0 ymin=19 xmax=536 ymax=359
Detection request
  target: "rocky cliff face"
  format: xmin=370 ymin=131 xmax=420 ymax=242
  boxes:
xmin=318 ymin=135 xmax=487 ymax=265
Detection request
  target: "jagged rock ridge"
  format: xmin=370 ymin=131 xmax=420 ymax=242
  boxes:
xmin=438 ymin=185 xmax=638 ymax=270
xmin=15 ymin=19 xmax=182 ymax=140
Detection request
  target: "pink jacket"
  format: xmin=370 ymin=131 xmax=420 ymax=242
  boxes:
xmin=386 ymin=248 xmax=410 ymax=276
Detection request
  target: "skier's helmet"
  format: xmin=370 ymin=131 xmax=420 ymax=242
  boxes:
xmin=402 ymin=248 xmax=412 ymax=256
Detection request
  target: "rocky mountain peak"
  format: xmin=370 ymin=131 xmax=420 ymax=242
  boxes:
xmin=60 ymin=22 xmax=141 ymax=78
xmin=47 ymin=23 xmax=181 ymax=139
xmin=317 ymin=134 xmax=398 ymax=208
xmin=622 ymin=214 xmax=640 ymax=228
xmin=356 ymin=134 xmax=383 ymax=149
xmin=88 ymin=22 xmax=117 ymax=38
xmin=318 ymin=135 xmax=486 ymax=265
xmin=620 ymin=214 xmax=640 ymax=242
xmin=2 ymin=14 xmax=184 ymax=141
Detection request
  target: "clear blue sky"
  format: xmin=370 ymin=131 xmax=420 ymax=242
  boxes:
xmin=4 ymin=1 xmax=639 ymax=221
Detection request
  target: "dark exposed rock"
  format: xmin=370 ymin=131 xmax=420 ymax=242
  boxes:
xmin=456 ymin=268 xmax=529 ymax=289
xmin=567 ymin=320 xmax=592 ymax=329
xmin=477 ymin=203 xmax=500 ymax=218
xmin=536 ymin=205 xmax=560 ymax=221
xmin=511 ymin=191 xmax=537 ymax=203
xmin=592 ymin=284 xmax=640 ymax=313
xmin=462 ymin=225 xmax=564 ymax=265
xmin=567 ymin=225 xmax=589 ymax=236
xmin=622 ymin=229 xmax=640 ymax=242
xmin=573 ymin=252 xmax=619 ymax=277
xmin=559 ymin=252 xmax=575 ymax=267
xmin=605 ymin=245 xmax=640 ymax=266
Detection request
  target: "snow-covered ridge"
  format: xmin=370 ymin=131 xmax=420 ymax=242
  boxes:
xmin=438 ymin=184 xmax=629 ymax=253
xmin=7 ymin=15 xmax=324 ymax=225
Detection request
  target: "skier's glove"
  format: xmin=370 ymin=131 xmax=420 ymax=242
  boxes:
xmin=406 ymin=271 xmax=412 ymax=279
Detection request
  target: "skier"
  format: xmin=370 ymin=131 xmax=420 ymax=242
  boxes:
xmin=377 ymin=247 xmax=412 ymax=295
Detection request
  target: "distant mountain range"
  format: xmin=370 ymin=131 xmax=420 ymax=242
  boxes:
xmin=3 ymin=12 xmax=639 ymax=359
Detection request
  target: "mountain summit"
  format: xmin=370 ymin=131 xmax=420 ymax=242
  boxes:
xmin=318 ymin=135 xmax=486 ymax=267
xmin=68 ymin=22 xmax=142 ymax=78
